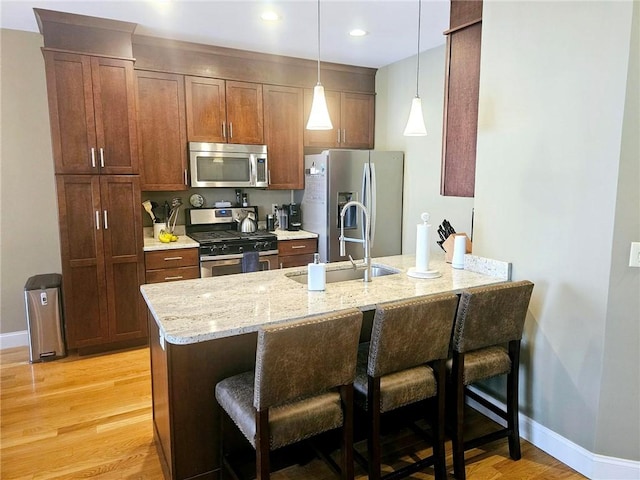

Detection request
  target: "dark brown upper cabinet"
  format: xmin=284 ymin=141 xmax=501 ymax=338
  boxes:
xmin=441 ymin=0 xmax=483 ymax=197
xmin=303 ymin=90 xmax=375 ymax=150
xmin=136 ymin=71 xmax=188 ymax=191
xmin=185 ymin=76 xmax=264 ymax=145
xmin=263 ymin=85 xmax=305 ymax=190
xmin=44 ymin=51 xmax=138 ymax=175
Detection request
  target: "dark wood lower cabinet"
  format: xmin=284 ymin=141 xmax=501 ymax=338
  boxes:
xmin=148 ymin=317 xmax=256 ymax=480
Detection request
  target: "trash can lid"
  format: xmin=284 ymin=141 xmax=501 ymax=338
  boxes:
xmin=24 ymin=273 xmax=62 ymax=291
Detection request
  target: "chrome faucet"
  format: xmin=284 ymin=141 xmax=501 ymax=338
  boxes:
xmin=339 ymin=201 xmax=372 ymax=282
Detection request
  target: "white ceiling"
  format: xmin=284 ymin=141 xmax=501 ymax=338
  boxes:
xmin=0 ymin=0 xmax=450 ymax=68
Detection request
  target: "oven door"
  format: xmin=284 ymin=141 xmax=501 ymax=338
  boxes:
xmin=200 ymin=253 xmax=279 ymax=277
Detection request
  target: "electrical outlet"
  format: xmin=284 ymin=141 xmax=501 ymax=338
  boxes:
xmin=629 ymin=242 xmax=640 ymax=268
xmin=272 ymin=204 xmax=279 ymax=215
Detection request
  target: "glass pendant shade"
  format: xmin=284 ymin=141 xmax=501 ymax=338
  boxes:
xmin=403 ymin=96 xmax=427 ymax=136
xmin=307 ymin=84 xmax=333 ymax=130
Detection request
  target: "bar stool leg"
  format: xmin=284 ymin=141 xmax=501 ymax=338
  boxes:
xmin=367 ymin=377 xmax=382 ymax=480
xmin=433 ymin=360 xmax=447 ymax=480
xmin=256 ymin=410 xmax=271 ymax=480
xmin=452 ymin=353 xmax=466 ymax=480
xmin=340 ymin=385 xmax=355 ymax=480
xmin=507 ymin=341 xmax=522 ymax=460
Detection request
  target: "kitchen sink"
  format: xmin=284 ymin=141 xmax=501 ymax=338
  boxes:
xmin=286 ymin=264 xmax=400 ymax=284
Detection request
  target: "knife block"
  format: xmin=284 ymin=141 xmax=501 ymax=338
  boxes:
xmin=443 ymin=233 xmax=472 ymax=263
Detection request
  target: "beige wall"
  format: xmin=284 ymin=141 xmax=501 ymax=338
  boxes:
xmin=1 ymin=29 xmax=61 ymax=335
xmin=474 ymin=0 xmax=637 ymax=461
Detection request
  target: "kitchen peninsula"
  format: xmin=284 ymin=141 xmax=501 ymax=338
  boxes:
xmin=141 ymin=253 xmax=510 ymax=480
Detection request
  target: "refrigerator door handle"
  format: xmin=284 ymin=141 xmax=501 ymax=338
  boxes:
xmin=369 ymin=162 xmax=377 ymax=249
xmin=361 ymin=163 xmax=368 ymax=241
xmin=361 ymin=161 xmax=375 ymax=247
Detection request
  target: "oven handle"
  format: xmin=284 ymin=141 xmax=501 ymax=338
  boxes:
xmin=201 ymin=258 xmax=241 ymax=267
xmin=200 ymin=250 xmax=278 ymax=262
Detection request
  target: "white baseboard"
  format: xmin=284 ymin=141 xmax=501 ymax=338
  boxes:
xmin=0 ymin=330 xmax=29 ymax=350
xmin=467 ymin=386 xmax=640 ymax=480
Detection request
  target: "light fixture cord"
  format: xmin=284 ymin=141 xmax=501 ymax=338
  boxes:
xmin=316 ymin=0 xmax=321 ymax=84
xmin=415 ymin=0 xmax=422 ymax=96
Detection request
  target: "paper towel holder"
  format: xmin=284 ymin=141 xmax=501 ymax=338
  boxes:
xmin=407 ymin=212 xmax=442 ymax=279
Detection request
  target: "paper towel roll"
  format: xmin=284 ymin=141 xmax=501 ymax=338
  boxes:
xmin=452 ymin=235 xmax=467 ymax=269
xmin=415 ymin=223 xmax=430 ymax=273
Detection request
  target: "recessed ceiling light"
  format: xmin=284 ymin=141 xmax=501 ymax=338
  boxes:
xmin=349 ymin=29 xmax=368 ymax=37
xmin=260 ymin=11 xmax=280 ymax=22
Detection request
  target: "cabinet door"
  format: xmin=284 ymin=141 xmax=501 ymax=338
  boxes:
xmin=91 ymin=57 xmax=139 ymax=175
xmin=56 ymin=176 xmax=108 ymax=347
xmin=441 ymin=22 xmax=481 ymax=197
xmin=303 ymin=89 xmax=341 ymax=148
xmin=100 ymin=176 xmax=146 ymax=341
xmin=263 ymin=85 xmax=304 ymax=189
xmin=341 ymin=92 xmax=375 ymax=149
xmin=225 ymin=81 xmax=264 ymax=144
xmin=45 ymin=52 xmax=97 ymax=174
xmin=185 ymin=76 xmax=226 ymax=142
xmin=136 ymin=71 xmax=188 ymax=190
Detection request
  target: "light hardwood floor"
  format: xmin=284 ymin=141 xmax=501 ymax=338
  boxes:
xmin=0 ymin=346 xmax=585 ymax=479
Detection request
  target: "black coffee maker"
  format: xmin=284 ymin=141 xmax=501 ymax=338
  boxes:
xmin=287 ymin=203 xmax=301 ymax=231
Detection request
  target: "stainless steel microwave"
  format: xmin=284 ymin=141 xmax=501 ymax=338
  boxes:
xmin=189 ymin=142 xmax=268 ymax=188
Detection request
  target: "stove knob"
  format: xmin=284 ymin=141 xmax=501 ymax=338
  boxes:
xmin=220 ymin=244 xmax=228 ymax=253
xmin=254 ymin=242 xmax=261 ymax=251
xmin=238 ymin=246 xmax=244 ymax=253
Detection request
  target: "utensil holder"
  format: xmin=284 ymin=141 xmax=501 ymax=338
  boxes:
xmin=153 ymin=222 xmax=167 ymax=240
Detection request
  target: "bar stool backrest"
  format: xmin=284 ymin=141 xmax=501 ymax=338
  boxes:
xmin=452 ymin=281 xmax=534 ymax=354
xmin=368 ymin=293 xmax=459 ymax=378
xmin=254 ymin=308 xmax=363 ymax=410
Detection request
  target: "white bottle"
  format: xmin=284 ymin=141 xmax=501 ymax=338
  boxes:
xmin=452 ymin=234 xmax=467 ymax=269
xmin=307 ymin=253 xmax=326 ymax=291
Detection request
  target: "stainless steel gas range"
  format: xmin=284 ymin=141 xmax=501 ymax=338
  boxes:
xmin=185 ymin=207 xmax=279 ymax=277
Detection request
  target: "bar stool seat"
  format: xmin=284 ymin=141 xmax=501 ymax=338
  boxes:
xmin=215 ymin=308 xmax=363 ymax=480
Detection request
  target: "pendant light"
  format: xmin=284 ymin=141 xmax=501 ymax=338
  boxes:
xmin=403 ymin=0 xmax=427 ymax=136
xmin=306 ymin=0 xmax=333 ymax=130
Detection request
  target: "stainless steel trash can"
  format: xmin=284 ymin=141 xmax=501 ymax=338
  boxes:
xmin=24 ymin=273 xmax=66 ymax=362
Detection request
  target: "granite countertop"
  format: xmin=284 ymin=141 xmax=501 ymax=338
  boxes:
xmin=143 ymin=226 xmax=199 ymax=252
xmin=140 ymin=252 xmax=510 ymax=345
xmin=274 ymin=229 xmax=318 ymax=240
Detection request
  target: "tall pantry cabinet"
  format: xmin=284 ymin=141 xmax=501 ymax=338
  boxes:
xmin=43 ymin=49 xmax=146 ymax=352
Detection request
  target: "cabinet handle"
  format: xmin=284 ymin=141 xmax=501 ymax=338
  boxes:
xmin=337 ymin=129 xmax=340 ymax=144
xmin=291 ymin=245 xmax=307 ymax=249
xmin=91 ymin=148 xmax=96 ymax=168
xmin=99 ymin=147 xmax=105 ymax=168
xmin=229 ymin=122 xmax=233 ymax=139
xmin=184 ymin=169 xmax=188 ymax=186
xmin=95 ymin=210 xmax=100 ymax=230
xmin=222 ymin=122 xmax=226 ymax=139
xmin=164 ymin=276 xmax=184 ymax=280
xmin=103 ymin=210 xmax=108 ymax=229
xmin=279 ymin=262 xmax=283 ymax=269
xmin=342 ymin=129 xmax=346 ymax=144
xmin=268 ymin=170 xmax=271 ymax=185
xmin=164 ymin=256 xmax=183 ymax=261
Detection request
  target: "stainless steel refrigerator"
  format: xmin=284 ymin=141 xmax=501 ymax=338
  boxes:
xmin=301 ymin=149 xmax=404 ymax=263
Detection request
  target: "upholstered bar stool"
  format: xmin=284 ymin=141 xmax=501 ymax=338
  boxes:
xmin=353 ymin=293 xmax=459 ymax=480
xmin=215 ymin=308 xmax=363 ymax=480
xmin=448 ymin=280 xmax=534 ymax=480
